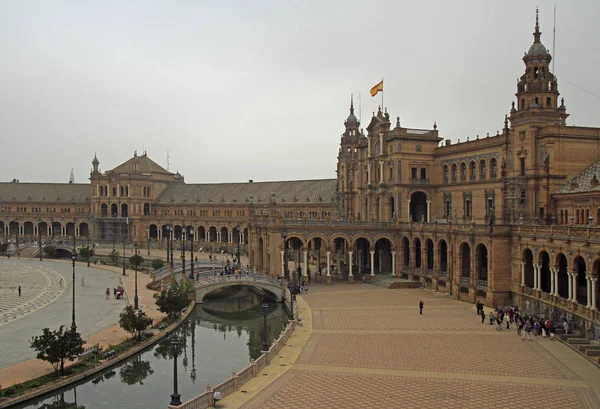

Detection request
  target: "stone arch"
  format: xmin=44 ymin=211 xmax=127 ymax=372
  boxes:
xmin=460 ymin=242 xmax=471 ymax=279
xmin=149 ymin=224 xmax=158 ymax=239
xmin=475 ymin=243 xmax=488 ymax=281
xmin=9 ymin=221 xmax=19 ymax=235
xmin=479 ymin=159 xmax=487 ymax=180
xmin=51 ymin=221 xmax=61 ymax=237
xmin=425 ymin=238 xmax=434 ymax=271
xmin=469 ymin=160 xmax=476 ymax=181
xmin=451 ymin=163 xmax=457 ymax=182
xmin=243 ymin=227 xmax=249 ymax=244
xmin=65 ymin=222 xmax=75 ymax=237
xmin=208 ymin=226 xmax=217 ymax=242
xmin=111 ymin=203 xmax=118 ymax=217
xmin=354 ymin=237 xmax=372 ymax=274
xmin=39 ymin=221 xmax=48 ymax=238
xmin=0 ymin=221 xmax=4 ymax=236
xmin=523 ymin=248 xmax=534 ymax=288
xmin=306 ymin=234 xmax=329 ymax=249
xmin=374 ymin=237 xmax=393 ymax=274
xmin=173 ymin=225 xmax=182 ymax=240
xmin=221 ymin=226 xmax=229 ymax=243
xmin=121 ymin=203 xmax=128 ymax=218
xmin=23 ymin=221 xmax=34 ymax=236
xmin=538 ymin=250 xmax=551 ymax=293
xmin=410 ymin=191 xmax=428 ymax=222
xmin=460 ymin=161 xmax=467 ymax=182
xmin=438 ymin=239 xmax=448 ymax=274
xmin=490 ymin=157 xmax=498 ymax=178
xmin=556 ymin=252 xmax=569 ymax=299
xmin=197 ymin=226 xmax=206 ymax=241
xmin=574 ymin=255 xmax=587 ymax=306
xmin=442 ymin=164 xmax=449 ymax=183
xmin=79 ymin=222 xmax=89 ymax=237
xmin=413 ymin=237 xmax=422 ymax=270
xmin=100 ymin=203 xmax=108 ymax=217
xmin=402 ymin=236 xmax=410 ymax=267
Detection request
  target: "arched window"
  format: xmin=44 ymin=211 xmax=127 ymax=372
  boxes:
xmin=469 ymin=161 xmax=476 ymax=181
xmin=490 ymin=158 xmax=497 ymax=179
xmin=460 ymin=163 xmax=466 ymax=181
xmin=451 ymin=164 xmax=457 ymax=183
xmin=479 ymin=160 xmax=487 ymax=180
xmin=374 ymin=141 xmax=380 ymax=155
xmin=443 ymin=165 xmax=449 ymax=184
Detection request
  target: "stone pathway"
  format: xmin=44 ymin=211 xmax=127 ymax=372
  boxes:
xmin=0 ymin=263 xmax=65 ymax=325
xmin=217 ymin=284 xmax=600 ymax=409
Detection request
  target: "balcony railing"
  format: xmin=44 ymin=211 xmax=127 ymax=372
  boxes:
xmin=476 ymin=280 xmax=488 ymax=288
xmin=439 ymin=270 xmax=447 ymax=278
xmin=460 ymin=277 xmax=471 ymax=286
xmin=410 ymin=178 xmax=430 ymax=185
xmin=426 ymin=269 xmax=434 ymax=276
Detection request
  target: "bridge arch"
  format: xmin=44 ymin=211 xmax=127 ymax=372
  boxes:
xmin=196 ymin=280 xmax=285 ymax=304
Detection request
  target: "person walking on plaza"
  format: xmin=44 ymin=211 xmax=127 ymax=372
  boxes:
xmin=481 ymin=309 xmax=486 ymax=324
xmin=105 ymin=287 xmax=110 ymax=299
xmin=522 ymin=320 xmax=532 ymax=340
xmin=18 ymin=285 xmax=21 ymax=297
xmin=563 ymin=319 xmax=569 ymax=335
xmin=419 ymin=300 xmax=424 ymax=314
xmin=489 ymin=310 xmax=494 ymax=325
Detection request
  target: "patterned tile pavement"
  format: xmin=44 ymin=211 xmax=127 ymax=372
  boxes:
xmin=216 ymin=283 xmax=600 ymax=409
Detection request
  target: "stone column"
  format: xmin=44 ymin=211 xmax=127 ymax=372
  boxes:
xmin=379 ymin=161 xmax=384 ymax=184
xmin=33 ymin=226 xmax=37 ymax=236
xmin=567 ymin=272 xmax=573 ymax=301
xmin=147 ymin=228 xmax=150 ymax=239
xmin=75 ymin=227 xmax=79 ymax=237
xmin=280 ymin=251 xmax=285 ymax=277
xmin=554 ymin=268 xmax=559 ymax=295
xmin=358 ymin=249 xmax=362 ymax=274
xmin=521 ymin=262 xmax=525 ymax=286
xmin=368 ymin=137 xmax=371 ymax=157
xmin=591 ymin=278 xmax=597 ymax=310
xmin=367 ymin=164 xmax=372 ymax=185
xmin=550 ymin=268 xmax=555 ymax=295
xmin=572 ymin=272 xmax=578 ymax=303
xmin=348 ymin=251 xmax=354 ymax=284
xmin=426 ymin=201 xmax=431 ymax=223
xmin=391 ymin=251 xmax=396 ymax=277
xmin=370 ymin=251 xmax=375 ymax=276
xmin=326 ymin=251 xmax=331 ymax=284
xmin=303 ymin=251 xmax=308 ymax=279
xmin=407 ymin=200 xmax=411 ymax=222
xmin=378 ymin=250 xmax=383 ymax=273
xmin=533 ymin=264 xmax=538 ymax=290
xmin=586 ymin=277 xmax=592 ymax=308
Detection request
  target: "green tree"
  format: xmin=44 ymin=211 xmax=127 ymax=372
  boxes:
xmin=119 ymin=356 xmax=154 ymax=385
xmin=108 ymin=250 xmax=119 ymax=266
xmin=119 ymin=305 xmax=153 ymax=341
xmin=43 ymin=245 xmax=57 ymax=258
xmin=153 ymin=279 xmax=190 ymax=319
xmin=129 ymin=254 xmax=144 ymax=268
xmin=30 ymin=326 xmax=85 ymax=376
xmin=151 ymin=258 xmax=164 ymax=270
xmin=79 ymin=247 xmax=94 ymax=259
xmin=0 ymin=242 xmax=9 ymax=255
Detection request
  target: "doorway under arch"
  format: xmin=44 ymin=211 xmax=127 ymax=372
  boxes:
xmin=410 ymin=192 xmax=427 ymax=222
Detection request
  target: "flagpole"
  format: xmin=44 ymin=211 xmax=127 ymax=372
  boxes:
xmin=381 ymin=77 xmax=384 ymax=110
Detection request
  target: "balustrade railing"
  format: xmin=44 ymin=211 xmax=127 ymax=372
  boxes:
xmin=460 ymin=277 xmax=470 ymax=286
xmin=476 ymin=280 xmax=488 ymax=288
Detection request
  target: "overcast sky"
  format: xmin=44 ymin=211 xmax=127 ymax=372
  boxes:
xmin=1 ymin=1 xmax=598 ymax=184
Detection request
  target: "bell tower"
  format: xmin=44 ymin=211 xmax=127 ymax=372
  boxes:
xmin=337 ymin=96 xmax=364 ymax=218
xmin=512 ymin=8 xmax=568 ymax=125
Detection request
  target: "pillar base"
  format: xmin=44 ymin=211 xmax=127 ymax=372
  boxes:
xmin=348 ymin=275 xmax=354 ymax=284
xmin=326 ymin=275 xmax=332 ymax=284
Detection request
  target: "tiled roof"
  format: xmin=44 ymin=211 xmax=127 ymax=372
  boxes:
xmin=0 ymin=183 xmax=90 ymax=202
xmin=556 ymin=159 xmax=600 ymax=194
xmin=109 ymin=153 xmax=172 ymax=175
xmin=155 ymin=179 xmax=337 ymax=205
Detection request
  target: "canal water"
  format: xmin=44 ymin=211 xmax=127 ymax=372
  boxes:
xmin=16 ymin=288 xmax=289 ymax=409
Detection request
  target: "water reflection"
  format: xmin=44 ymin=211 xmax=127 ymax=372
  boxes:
xmin=18 ymin=291 xmax=289 ymax=409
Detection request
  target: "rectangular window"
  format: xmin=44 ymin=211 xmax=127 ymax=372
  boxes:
xmin=411 ymin=168 xmax=417 ymax=179
xmin=546 ymin=97 xmax=551 ymax=108
xmin=112 ymin=187 xmax=117 ymax=197
xmin=539 ymin=207 xmax=545 ymax=220
xmin=465 ymin=200 xmax=472 ymax=218
xmin=420 ymin=168 xmax=426 ymax=179
xmin=520 ymin=158 xmax=526 ymax=176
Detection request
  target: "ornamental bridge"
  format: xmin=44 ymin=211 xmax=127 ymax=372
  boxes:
xmin=193 ymin=273 xmax=286 ymax=304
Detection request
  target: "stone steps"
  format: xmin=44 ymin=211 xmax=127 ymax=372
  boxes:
xmin=567 ymin=337 xmax=591 ymax=345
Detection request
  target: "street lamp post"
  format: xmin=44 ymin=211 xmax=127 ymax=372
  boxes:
xmin=170 ymin=227 xmax=174 ymax=267
xmin=170 ymin=337 xmax=182 ymax=406
xmin=122 ymin=236 xmax=126 ymax=276
xmin=38 ymin=220 xmax=43 ymax=262
xmin=236 ymin=225 xmax=241 ymax=268
xmin=166 ymin=226 xmax=170 ymax=264
xmin=181 ymin=227 xmax=186 ymax=278
xmin=134 ymin=243 xmax=139 ymax=309
xmin=71 ymin=249 xmax=77 ymax=333
xmin=188 ymin=227 xmax=194 ymax=280
xmin=261 ymin=302 xmax=269 ymax=351
xmin=282 ymin=229 xmax=288 ymax=280
xmin=287 ymin=282 xmax=295 ymax=318
xmin=148 ymin=238 xmax=150 ymax=256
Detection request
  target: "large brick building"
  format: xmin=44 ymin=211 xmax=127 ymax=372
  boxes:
xmin=1 ymin=12 xmax=599 ymax=335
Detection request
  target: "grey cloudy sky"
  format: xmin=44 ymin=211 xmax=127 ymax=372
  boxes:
xmin=1 ymin=1 xmax=598 ymax=184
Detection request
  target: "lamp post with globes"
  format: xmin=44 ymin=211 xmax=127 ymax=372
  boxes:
xmin=188 ymin=227 xmax=194 ymax=279
xmin=181 ymin=227 xmax=186 ymax=278
xmin=170 ymin=337 xmax=182 ymax=406
xmin=71 ymin=249 xmax=77 ymax=333
xmin=134 ymin=243 xmax=139 ymax=310
xmin=170 ymin=226 xmax=174 ymax=267
xmin=235 ymin=225 xmax=241 ymax=268
xmin=166 ymin=226 xmax=170 ymax=264
xmin=261 ymin=302 xmax=269 ymax=351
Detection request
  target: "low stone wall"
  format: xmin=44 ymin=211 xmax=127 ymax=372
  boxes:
xmin=169 ymin=319 xmax=297 ymax=409
xmin=0 ymin=302 xmax=195 ymax=409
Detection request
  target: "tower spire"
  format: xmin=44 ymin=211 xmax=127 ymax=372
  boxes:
xmin=350 ymin=94 xmax=354 ymax=115
xmin=533 ymin=7 xmax=541 ymax=43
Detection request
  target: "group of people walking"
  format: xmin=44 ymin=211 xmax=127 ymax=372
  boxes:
xmin=476 ymin=302 xmax=570 ymax=341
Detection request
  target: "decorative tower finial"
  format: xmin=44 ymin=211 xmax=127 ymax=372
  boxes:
xmin=350 ymin=94 xmax=354 ymax=115
xmin=433 ymin=121 xmax=437 ymax=130
xmin=396 ymin=116 xmax=400 ymax=128
xmin=69 ymin=168 xmax=75 ymax=184
xmin=92 ymin=152 xmax=99 ymax=173
xmin=533 ymin=7 xmax=541 ymax=43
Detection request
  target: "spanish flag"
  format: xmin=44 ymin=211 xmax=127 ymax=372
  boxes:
xmin=370 ymin=80 xmax=383 ymax=97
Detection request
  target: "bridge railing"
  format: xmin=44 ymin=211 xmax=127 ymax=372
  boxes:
xmin=153 ymin=260 xmax=221 ymax=283
xmin=194 ymin=273 xmax=285 ymax=288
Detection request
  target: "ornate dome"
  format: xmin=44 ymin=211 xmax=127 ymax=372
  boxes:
xmin=527 ymin=42 xmax=548 ymax=57
xmin=346 ymin=113 xmax=358 ymax=123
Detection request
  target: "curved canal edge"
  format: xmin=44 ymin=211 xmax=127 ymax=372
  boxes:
xmin=0 ymin=301 xmax=195 ymax=409
xmin=169 ymin=296 xmax=310 ymax=409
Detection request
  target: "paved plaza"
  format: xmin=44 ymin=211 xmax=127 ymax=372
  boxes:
xmin=0 ymin=259 xmax=125 ymax=370
xmin=219 ymin=284 xmax=600 ymax=409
